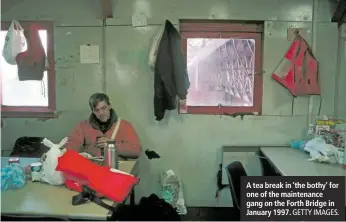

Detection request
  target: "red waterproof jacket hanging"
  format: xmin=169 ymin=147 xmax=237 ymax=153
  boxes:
xmin=56 ymin=149 xmax=139 ymax=203
xmin=271 ymin=34 xmax=321 ymax=97
xmin=16 ymin=24 xmax=46 ymax=81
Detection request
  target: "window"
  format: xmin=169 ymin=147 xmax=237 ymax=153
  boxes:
xmin=0 ymin=21 xmax=55 ymax=118
xmin=179 ymin=21 xmax=263 ymax=115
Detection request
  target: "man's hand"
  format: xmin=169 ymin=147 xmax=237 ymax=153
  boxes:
xmin=96 ymin=136 xmax=108 ymax=149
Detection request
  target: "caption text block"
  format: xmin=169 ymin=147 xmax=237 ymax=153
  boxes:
xmin=241 ymin=176 xmax=345 ymax=221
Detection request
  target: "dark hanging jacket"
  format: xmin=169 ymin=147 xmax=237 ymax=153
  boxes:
xmin=154 ymin=20 xmax=190 ymax=121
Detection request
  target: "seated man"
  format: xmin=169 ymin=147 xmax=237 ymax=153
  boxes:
xmin=66 ymin=93 xmax=141 ymax=159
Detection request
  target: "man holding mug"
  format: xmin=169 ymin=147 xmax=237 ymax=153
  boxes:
xmin=66 ymin=93 xmax=141 ymax=159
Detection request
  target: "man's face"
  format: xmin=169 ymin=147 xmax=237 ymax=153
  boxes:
xmin=92 ymin=101 xmax=111 ymax=122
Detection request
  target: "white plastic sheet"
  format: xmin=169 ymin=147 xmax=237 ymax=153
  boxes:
xmin=304 ymin=137 xmax=339 ymax=164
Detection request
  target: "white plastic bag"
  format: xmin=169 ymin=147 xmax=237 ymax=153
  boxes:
xmin=160 ymin=170 xmax=187 ymax=215
xmin=40 ymin=137 xmax=68 ymax=185
xmin=304 ymin=137 xmax=339 ymax=164
xmin=2 ymin=20 xmax=27 ymax=65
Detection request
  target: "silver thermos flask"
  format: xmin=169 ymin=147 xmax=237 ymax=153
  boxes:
xmin=104 ymin=140 xmax=118 ymax=169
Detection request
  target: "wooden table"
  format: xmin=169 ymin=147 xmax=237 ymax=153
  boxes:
xmin=1 ymin=157 xmax=137 ymax=220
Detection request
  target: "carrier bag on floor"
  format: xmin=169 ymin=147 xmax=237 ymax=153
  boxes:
xmin=160 ymin=170 xmax=187 ymax=215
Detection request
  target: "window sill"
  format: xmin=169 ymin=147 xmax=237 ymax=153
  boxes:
xmin=1 ymin=110 xmax=57 ymax=118
xmin=179 ymin=105 xmax=261 ymax=116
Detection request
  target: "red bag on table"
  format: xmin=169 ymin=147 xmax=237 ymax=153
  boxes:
xmin=56 ymin=149 xmax=139 ymax=203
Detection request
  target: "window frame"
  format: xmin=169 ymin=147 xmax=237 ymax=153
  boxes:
xmin=179 ymin=20 xmax=264 ymax=115
xmin=0 ymin=21 xmax=56 ymax=118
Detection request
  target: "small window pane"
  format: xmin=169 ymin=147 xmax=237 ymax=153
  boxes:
xmin=186 ymin=38 xmax=255 ymax=107
xmin=0 ymin=30 xmax=48 ymax=107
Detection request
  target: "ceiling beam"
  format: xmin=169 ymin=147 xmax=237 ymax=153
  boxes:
xmin=100 ymin=0 xmax=113 ymax=19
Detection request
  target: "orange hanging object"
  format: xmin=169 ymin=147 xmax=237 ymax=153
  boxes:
xmin=271 ymin=34 xmax=321 ymax=97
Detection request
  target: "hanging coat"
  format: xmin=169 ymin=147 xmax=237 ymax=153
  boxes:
xmin=153 ymin=20 xmax=190 ymax=121
xmin=16 ymin=24 xmax=46 ymax=81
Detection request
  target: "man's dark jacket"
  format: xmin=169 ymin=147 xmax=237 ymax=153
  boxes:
xmin=154 ymin=20 xmax=189 ymax=121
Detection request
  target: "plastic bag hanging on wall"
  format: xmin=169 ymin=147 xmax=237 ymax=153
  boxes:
xmin=2 ymin=20 xmax=27 ymax=65
xmin=271 ymin=34 xmax=321 ymax=97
